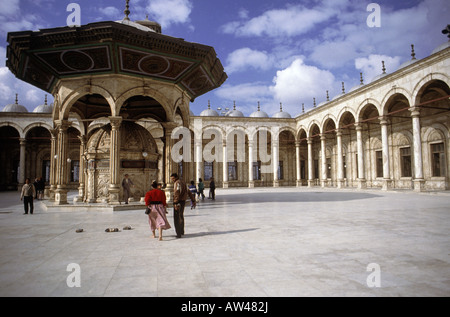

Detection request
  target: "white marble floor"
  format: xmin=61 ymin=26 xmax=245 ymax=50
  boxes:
xmin=0 ymin=187 xmax=449 ymax=297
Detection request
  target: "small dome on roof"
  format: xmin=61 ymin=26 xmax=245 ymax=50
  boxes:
xmin=250 ymin=102 xmax=269 ymax=118
xmin=399 ymin=44 xmax=419 ymax=69
xmin=135 ymin=16 xmax=162 ymax=33
xmin=272 ymin=103 xmax=291 ymax=119
xmin=200 ymin=101 xmax=219 ymax=117
xmin=431 ymin=41 xmax=450 ymax=55
xmin=225 ymin=102 xmax=244 ymax=117
xmin=370 ymin=61 xmax=388 ymax=83
xmin=2 ymin=94 xmax=28 ymax=113
xmin=33 ymin=96 xmax=53 ymax=114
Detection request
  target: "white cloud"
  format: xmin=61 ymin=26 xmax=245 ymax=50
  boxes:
xmin=272 ymin=58 xmax=335 ymax=112
xmin=226 ymin=48 xmax=273 ymax=74
xmin=146 ymin=0 xmax=193 ymax=28
xmin=215 ymin=58 xmax=337 ymax=116
xmin=221 ymin=3 xmax=339 ymax=38
xmin=98 ymin=6 xmax=121 ymax=19
xmin=355 ymin=54 xmax=401 ymax=82
xmin=0 ymin=0 xmax=20 ymax=16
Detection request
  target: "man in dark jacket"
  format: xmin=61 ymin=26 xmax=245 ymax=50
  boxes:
xmin=170 ymin=173 xmax=196 ymax=238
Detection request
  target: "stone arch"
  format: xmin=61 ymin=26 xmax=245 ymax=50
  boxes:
xmin=23 ymin=122 xmax=53 ymax=136
xmin=321 ymin=114 xmax=337 ymax=133
xmin=0 ymin=122 xmax=24 ymax=138
xmin=115 ymin=86 xmax=174 ymax=122
xmin=337 ymin=108 xmax=357 ymax=128
xmin=356 ymin=99 xmax=382 ymax=122
xmin=60 ymin=85 xmax=115 ymax=120
xmin=412 ymin=73 xmax=450 ymax=105
xmin=307 ymin=121 xmax=322 ymax=138
xmin=381 ymin=89 xmax=412 ymax=117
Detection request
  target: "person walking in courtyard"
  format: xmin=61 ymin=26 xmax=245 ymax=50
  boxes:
xmin=171 ymin=173 xmax=196 ymax=238
xmin=188 ymin=181 xmax=198 ymax=209
xmin=197 ymin=178 xmax=205 ymax=201
xmin=20 ymin=178 xmax=36 ymax=215
xmin=209 ymin=177 xmax=216 ymax=200
xmin=145 ymin=181 xmax=171 ymax=241
xmin=122 ymin=174 xmax=134 ymax=204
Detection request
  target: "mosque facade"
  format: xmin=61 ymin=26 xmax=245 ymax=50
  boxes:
xmin=1 ymin=9 xmax=449 ymax=204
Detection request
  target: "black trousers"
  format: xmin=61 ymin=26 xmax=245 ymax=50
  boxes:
xmin=23 ymin=196 xmax=34 ymax=214
xmin=173 ymin=201 xmax=186 ymax=237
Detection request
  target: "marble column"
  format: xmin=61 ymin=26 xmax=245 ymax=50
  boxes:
xmin=49 ymin=129 xmax=57 ymax=200
xmin=248 ymin=138 xmax=254 ymax=188
xmin=380 ymin=118 xmax=392 ymax=190
xmin=195 ymin=139 xmax=202 ymax=185
xmin=295 ymin=141 xmax=301 ymax=187
xmin=222 ymin=138 xmax=228 ymax=188
xmin=320 ymin=134 xmax=327 ymax=188
xmin=74 ymin=135 xmax=87 ymax=203
xmin=336 ymin=130 xmax=344 ymax=188
xmin=307 ymin=138 xmax=314 ymax=187
xmin=54 ymin=120 xmax=71 ymax=205
xmin=410 ymin=107 xmax=425 ymax=191
xmin=272 ymin=139 xmax=279 ymax=187
xmin=355 ymin=124 xmax=367 ymax=189
xmin=108 ymin=116 xmax=122 ymax=205
xmin=163 ymin=123 xmax=178 ymax=203
xmin=18 ymin=138 xmax=26 ymax=187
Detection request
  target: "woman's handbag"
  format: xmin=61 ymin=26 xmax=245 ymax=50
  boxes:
xmin=145 ymin=206 xmax=151 ymax=215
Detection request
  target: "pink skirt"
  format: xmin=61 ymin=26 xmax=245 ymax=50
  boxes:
xmin=148 ymin=204 xmax=171 ymax=231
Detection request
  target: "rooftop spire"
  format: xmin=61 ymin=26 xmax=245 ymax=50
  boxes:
xmin=411 ymin=44 xmax=416 ymax=60
xmin=124 ymin=0 xmax=130 ymax=21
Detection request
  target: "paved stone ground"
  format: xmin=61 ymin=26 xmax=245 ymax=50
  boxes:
xmin=0 ymin=187 xmax=449 ymax=297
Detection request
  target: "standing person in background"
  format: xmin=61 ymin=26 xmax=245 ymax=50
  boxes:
xmin=197 ymin=178 xmax=205 ymax=201
xmin=122 ymin=174 xmax=134 ymax=204
xmin=20 ymin=178 xmax=36 ymax=215
xmin=188 ymin=181 xmax=198 ymax=209
xmin=209 ymin=177 xmax=216 ymax=200
xmin=171 ymin=173 xmax=196 ymax=238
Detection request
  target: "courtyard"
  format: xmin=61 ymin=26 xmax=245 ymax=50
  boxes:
xmin=0 ymin=187 xmax=449 ymax=297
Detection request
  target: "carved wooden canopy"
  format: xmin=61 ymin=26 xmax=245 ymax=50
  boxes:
xmin=6 ymin=21 xmax=227 ymax=101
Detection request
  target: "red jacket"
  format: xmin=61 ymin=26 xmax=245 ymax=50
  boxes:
xmin=145 ymin=189 xmax=167 ymax=207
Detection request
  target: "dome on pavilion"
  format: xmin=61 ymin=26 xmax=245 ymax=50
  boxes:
xmin=200 ymin=102 xmax=219 ymax=117
xmin=272 ymin=103 xmax=291 ymax=118
xmin=32 ymin=96 xmax=53 ymax=113
xmin=2 ymin=94 xmax=28 ymax=113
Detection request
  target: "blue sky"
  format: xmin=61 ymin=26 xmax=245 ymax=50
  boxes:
xmin=0 ymin=0 xmax=449 ymax=117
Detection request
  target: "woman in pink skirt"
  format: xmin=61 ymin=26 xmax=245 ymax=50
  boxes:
xmin=145 ymin=181 xmax=171 ymax=241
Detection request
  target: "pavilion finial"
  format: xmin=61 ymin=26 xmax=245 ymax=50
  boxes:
xmin=124 ymin=0 xmax=130 ymax=21
xmin=411 ymin=44 xmax=416 ymax=60
xmin=360 ymin=73 xmax=364 ymax=85
xmin=257 ymin=101 xmax=261 ymax=111
xmin=382 ymin=61 xmax=386 ymax=74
